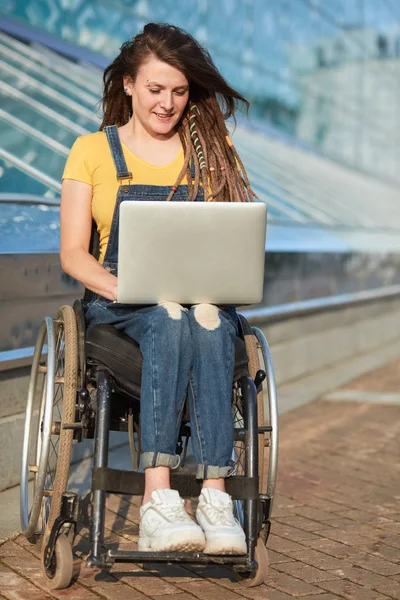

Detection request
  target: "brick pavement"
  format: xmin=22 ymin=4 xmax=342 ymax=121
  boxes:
xmin=1 ymin=359 xmax=400 ymax=599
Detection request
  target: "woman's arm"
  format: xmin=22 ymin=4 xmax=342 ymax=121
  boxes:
xmin=60 ymin=179 xmax=117 ymax=301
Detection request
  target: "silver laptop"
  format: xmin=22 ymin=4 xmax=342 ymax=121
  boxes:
xmin=117 ymin=201 xmax=267 ymax=305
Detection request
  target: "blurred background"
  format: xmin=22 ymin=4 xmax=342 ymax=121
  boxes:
xmin=1 ymin=1 xmax=400 ymax=490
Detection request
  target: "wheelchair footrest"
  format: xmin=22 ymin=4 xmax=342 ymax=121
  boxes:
xmin=92 ymin=467 xmax=259 ymax=499
xmin=106 ymin=549 xmax=254 ymax=572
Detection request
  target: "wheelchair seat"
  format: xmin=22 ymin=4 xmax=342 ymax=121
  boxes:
xmin=86 ymin=323 xmax=249 ymax=400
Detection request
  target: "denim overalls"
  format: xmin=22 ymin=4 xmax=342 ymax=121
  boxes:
xmin=85 ymin=125 xmax=236 ymax=479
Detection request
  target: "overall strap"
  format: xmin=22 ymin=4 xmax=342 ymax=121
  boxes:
xmin=104 ymin=125 xmax=132 ymax=181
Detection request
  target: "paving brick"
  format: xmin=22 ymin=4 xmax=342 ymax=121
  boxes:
xmin=351 ymin=552 xmax=400 ymax=576
xmin=0 ymin=564 xmax=54 ymax=600
xmin=355 ymin=540 xmax=400 ymax=564
xmin=371 ymin=542 xmax=400 ymax=564
xmin=321 ymin=519 xmax=387 ymax=537
xmin=310 ymin=499 xmax=346 ymax=514
xmin=148 ymin=595 xmax=199 ymax=600
xmin=292 ymin=507 xmax=339 ymax=524
xmin=267 ymin=534 xmax=307 ymax=555
xmin=318 ymin=579 xmax=390 ymax=600
xmin=328 ymin=564 xmax=400 ymax=600
xmin=2 ymin=541 xmax=108 ymax=599
xmin=115 ymin=571 xmax=183 ymax=596
xmin=285 ymin=597 xmax=340 ymax=600
xmin=283 ymin=548 xmax=347 ymax=571
xmin=176 ymin=580 xmax=244 ymax=599
xmin=91 ymin=582 xmax=151 ymax=599
xmin=227 ymin=584 xmax=272 ymax=599
xmin=301 ymin=538 xmax=361 ymax=559
xmin=77 ymin=563 xmax=118 ymax=587
xmin=315 ymin=528 xmax=376 ymax=548
xmin=276 ymin=516 xmax=333 ymax=533
xmin=262 ymin=590 xmax=292 ymax=600
xmin=274 ymin=561 xmax=340 ymax=584
xmin=267 ymin=550 xmax=296 ymax=565
xmin=143 ymin=562 xmax=203 ymax=583
xmin=267 ymin=568 xmax=327 ymax=596
xmin=272 ymin=523 xmax=321 ymax=543
xmin=377 ymin=522 xmax=400 ymax=534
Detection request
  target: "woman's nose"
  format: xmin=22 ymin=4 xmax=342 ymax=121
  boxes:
xmin=160 ymin=92 xmax=173 ymax=111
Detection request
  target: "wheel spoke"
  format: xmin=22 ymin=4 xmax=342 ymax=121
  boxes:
xmin=23 ymin=308 xmax=77 ymax=539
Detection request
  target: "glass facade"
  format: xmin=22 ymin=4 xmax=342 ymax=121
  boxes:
xmin=2 ymin=0 xmax=400 ymax=183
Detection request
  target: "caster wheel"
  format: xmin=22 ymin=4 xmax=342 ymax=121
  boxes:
xmin=42 ymin=534 xmax=73 ymax=590
xmin=238 ymin=539 xmax=269 ymax=587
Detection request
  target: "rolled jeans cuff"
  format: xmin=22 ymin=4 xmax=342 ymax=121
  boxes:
xmin=141 ymin=452 xmax=180 ymax=470
xmin=196 ymin=464 xmax=234 ymax=480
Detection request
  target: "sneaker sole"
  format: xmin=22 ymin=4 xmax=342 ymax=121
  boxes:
xmin=139 ymin=539 xmax=206 ymax=553
xmin=204 ymin=541 xmax=247 ymax=555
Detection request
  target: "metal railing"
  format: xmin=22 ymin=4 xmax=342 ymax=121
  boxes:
xmin=0 ymin=148 xmax=62 ymax=191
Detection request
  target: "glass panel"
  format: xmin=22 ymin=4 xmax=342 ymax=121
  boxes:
xmin=0 ymin=156 xmax=58 ymax=198
xmin=0 ymin=42 xmax=100 ymax=109
xmin=0 ymin=118 xmax=67 ymax=183
xmin=0 ymin=64 xmax=100 ymax=131
xmin=0 ymin=31 xmax=102 ymax=94
xmin=0 ymin=88 xmax=87 ymax=147
xmin=1 ymin=0 xmax=400 ymax=188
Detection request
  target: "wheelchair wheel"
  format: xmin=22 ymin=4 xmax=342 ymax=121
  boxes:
xmin=232 ymin=326 xmax=278 ymax=587
xmin=42 ymin=533 xmax=73 ymax=590
xmin=20 ymin=306 xmax=78 ymax=540
xmin=252 ymin=327 xmax=278 ymax=510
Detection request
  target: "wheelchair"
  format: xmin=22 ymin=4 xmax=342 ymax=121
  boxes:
xmin=20 ymin=233 xmax=278 ymax=589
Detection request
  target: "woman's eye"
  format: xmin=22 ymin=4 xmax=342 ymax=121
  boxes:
xmin=175 ymin=91 xmax=187 ymax=96
xmin=150 ymin=90 xmax=160 ymax=94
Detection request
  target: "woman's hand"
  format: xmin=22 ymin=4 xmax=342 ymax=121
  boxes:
xmin=60 ymin=179 xmax=118 ymax=300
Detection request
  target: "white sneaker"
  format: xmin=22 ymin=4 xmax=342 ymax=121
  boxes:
xmin=138 ymin=489 xmax=206 ymax=552
xmin=196 ymin=488 xmax=247 ymax=555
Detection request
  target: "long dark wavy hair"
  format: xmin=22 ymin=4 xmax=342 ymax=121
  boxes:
xmin=101 ymin=23 xmax=255 ymax=202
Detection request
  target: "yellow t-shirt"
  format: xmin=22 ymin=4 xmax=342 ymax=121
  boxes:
xmin=62 ymin=131 xmax=187 ymax=263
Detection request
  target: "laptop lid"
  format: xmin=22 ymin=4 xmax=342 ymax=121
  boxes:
xmin=117 ymin=201 xmax=267 ymax=305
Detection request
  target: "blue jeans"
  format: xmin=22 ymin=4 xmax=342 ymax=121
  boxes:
xmin=85 ymin=299 xmax=238 ymax=479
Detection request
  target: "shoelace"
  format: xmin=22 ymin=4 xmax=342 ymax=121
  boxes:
xmin=201 ymin=503 xmax=234 ymax=526
xmin=154 ymin=500 xmax=190 ymax=522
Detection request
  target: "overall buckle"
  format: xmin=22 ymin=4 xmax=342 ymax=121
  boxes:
xmin=118 ymin=172 xmax=133 ymax=193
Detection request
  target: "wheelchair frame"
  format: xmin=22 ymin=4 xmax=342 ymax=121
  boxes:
xmin=20 ymin=227 xmax=279 ymax=588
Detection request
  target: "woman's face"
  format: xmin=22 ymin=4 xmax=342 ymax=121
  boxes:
xmin=124 ymin=56 xmax=189 ymax=138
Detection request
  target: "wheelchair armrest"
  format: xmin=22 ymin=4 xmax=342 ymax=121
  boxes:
xmin=237 ymin=313 xmax=253 ymax=340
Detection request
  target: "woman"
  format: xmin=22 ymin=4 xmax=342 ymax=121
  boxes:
xmin=61 ymin=23 xmax=255 ymax=555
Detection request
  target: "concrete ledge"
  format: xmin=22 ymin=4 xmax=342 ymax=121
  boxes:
xmin=322 ymin=389 xmax=400 ymax=404
xmin=277 ymin=338 xmax=400 ymax=413
xmin=259 ymin=307 xmax=400 ymax=386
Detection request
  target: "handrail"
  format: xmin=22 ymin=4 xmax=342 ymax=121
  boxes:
xmin=0 ymin=59 xmax=100 ymax=124
xmin=0 ymin=81 xmax=89 ymax=136
xmin=0 ymin=108 xmax=69 ymax=156
xmin=1 ymin=285 xmax=400 ymax=372
xmin=0 ymin=31 xmax=101 ymax=94
xmin=0 ymin=147 xmax=61 ymax=191
xmin=240 ymin=285 xmax=400 ymax=324
xmin=0 ymin=42 xmax=99 ymax=106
